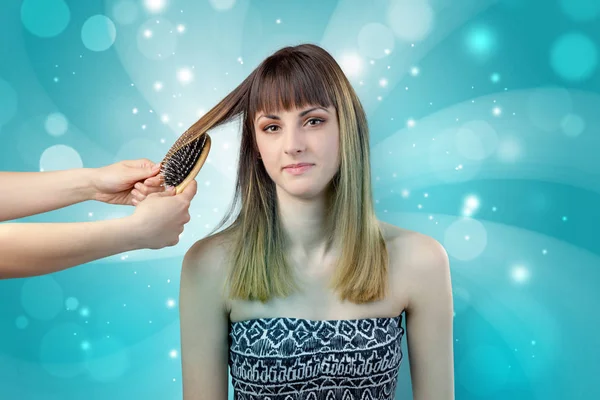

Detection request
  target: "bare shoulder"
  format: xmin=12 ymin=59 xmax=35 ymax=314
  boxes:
xmin=183 ymin=230 xmax=234 ymax=273
xmin=378 ymin=220 xmax=449 ymax=272
xmin=377 ymin=221 xmax=451 ymax=306
xmin=181 ymin=230 xmax=235 ymax=298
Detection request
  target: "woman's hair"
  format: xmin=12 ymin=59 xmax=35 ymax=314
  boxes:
xmin=192 ymin=43 xmax=388 ymax=304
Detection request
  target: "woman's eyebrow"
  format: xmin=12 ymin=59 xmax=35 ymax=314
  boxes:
xmin=255 ymin=107 xmax=329 ymax=123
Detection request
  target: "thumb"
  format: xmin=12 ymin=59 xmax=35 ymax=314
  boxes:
xmin=130 ymin=161 xmax=161 ymax=180
xmin=179 ymin=180 xmax=198 ymax=201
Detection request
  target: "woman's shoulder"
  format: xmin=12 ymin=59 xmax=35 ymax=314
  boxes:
xmin=377 ymin=220 xmax=449 ymax=279
xmin=181 ymin=229 xmax=235 ymax=281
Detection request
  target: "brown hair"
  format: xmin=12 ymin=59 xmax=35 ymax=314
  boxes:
xmin=187 ymin=43 xmax=388 ymax=303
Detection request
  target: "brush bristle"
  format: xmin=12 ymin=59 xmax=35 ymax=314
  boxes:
xmin=161 ymin=134 xmax=208 ymax=188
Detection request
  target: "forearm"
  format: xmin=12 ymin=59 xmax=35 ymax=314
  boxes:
xmin=0 ymin=217 xmax=141 ymax=279
xmin=0 ymin=168 xmax=98 ymax=221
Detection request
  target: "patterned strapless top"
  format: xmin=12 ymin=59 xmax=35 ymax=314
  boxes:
xmin=228 ymin=314 xmax=405 ymax=400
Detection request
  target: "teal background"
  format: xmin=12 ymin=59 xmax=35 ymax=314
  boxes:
xmin=1 ymin=0 xmax=599 ymax=399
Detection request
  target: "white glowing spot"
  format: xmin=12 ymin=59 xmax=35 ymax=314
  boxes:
xmin=542 ymin=249 xmax=547 ymax=255
xmin=170 ymin=350 xmax=178 ymax=358
xmin=205 ymin=180 xmax=210 ymax=186
xmin=377 ymin=96 xmax=382 ymax=101
xmin=379 ymin=78 xmax=388 ymax=87
xmin=132 ymin=108 xmax=138 ymax=114
xmin=493 ymin=106 xmax=502 ymax=116
xmin=424 ymin=193 xmax=429 ymax=198
xmin=197 ymin=108 xmax=206 ymax=118
xmin=456 ymin=164 xmax=463 ymax=170
xmin=177 ymin=67 xmax=193 ymax=84
xmin=166 ymin=298 xmax=176 ymax=308
xmin=410 ymin=66 xmax=420 ymax=76
xmin=80 ymin=308 xmax=90 ymax=317
xmin=339 ymin=52 xmax=363 ymax=78
xmin=161 ymin=114 xmax=170 ymax=123
xmin=429 ymin=215 xmax=434 ymax=220
xmin=511 ymin=265 xmax=530 ymax=283
xmin=177 ymin=24 xmax=185 ymax=33
xmin=384 ymin=48 xmax=391 ymax=55
xmin=144 ymin=29 xmax=153 ymax=38
xmin=417 ymin=204 xmax=422 ymax=209
xmin=401 ymin=189 xmax=410 ymax=198
xmin=276 ymin=19 xmax=281 ymax=24
xmin=407 ymin=119 xmax=416 ymax=128
xmin=88 ymin=212 xmax=93 ymax=217
xmin=81 ymin=341 xmax=90 ymax=351
xmin=153 ymin=81 xmax=163 ymax=91
xmin=144 ymin=0 xmax=167 ymax=13
xmin=237 ymin=57 xmax=243 ymax=64
xmin=142 ymin=124 xmax=146 ymax=130
xmin=160 ymin=138 xmax=165 ymax=143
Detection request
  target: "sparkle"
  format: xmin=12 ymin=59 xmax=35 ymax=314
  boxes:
xmin=177 ymin=24 xmax=185 ymax=33
xmin=493 ymin=106 xmax=502 ymax=116
xmin=166 ymin=298 xmax=176 ymax=308
xmin=511 ymin=264 xmax=530 ymax=284
xmin=542 ymin=249 xmax=547 ymax=255
xmin=161 ymin=114 xmax=170 ymax=123
xmin=144 ymin=0 xmax=166 ymax=13
xmin=144 ymin=29 xmax=153 ymax=38
xmin=237 ymin=57 xmax=243 ymax=64
xmin=132 ymin=108 xmax=138 ymax=114
xmin=410 ymin=67 xmax=420 ymax=76
xmin=276 ymin=19 xmax=281 ymax=24
xmin=170 ymin=349 xmax=178 ymax=358
xmin=177 ymin=68 xmax=194 ymax=84
xmin=88 ymin=212 xmax=93 ymax=217
xmin=407 ymin=119 xmax=416 ymax=128
xmin=384 ymin=48 xmax=391 ymax=55
xmin=379 ymin=78 xmax=388 ymax=87
xmin=401 ymin=189 xmax=410 ymax=198
xmin=81 ymin=341 xmax=90 ymax=351
xmin=153 ymin=81 xmax=163 ymax=91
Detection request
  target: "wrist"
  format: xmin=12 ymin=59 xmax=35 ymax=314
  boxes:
xmin=84 ymin=168 xmax=100 ymax=202
xmin=121 ymin=215 xmax=146 ymax=251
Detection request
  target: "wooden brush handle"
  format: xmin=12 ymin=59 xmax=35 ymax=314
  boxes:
xmin=175 ymin=134 xmax=212 ymax=195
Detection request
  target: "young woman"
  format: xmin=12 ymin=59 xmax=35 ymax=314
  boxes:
xmin=178 ymin=44 xmax=454 ymax=400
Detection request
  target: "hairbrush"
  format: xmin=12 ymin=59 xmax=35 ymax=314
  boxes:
xmin=159 ymin=132 xmax=211 ymax=194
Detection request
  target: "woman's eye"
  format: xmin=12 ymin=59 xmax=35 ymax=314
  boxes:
xmin=264 ymin=125 xmax=279 ymax=133
xmin=307 ymin=118 xmax=325 ymax=126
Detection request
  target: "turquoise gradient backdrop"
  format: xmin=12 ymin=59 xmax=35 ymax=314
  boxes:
xmin=1 ymin=0 xmax=599 ymax=399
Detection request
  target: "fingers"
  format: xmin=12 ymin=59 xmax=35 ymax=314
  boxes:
xmin=179 ymin=180 xmax=198 ymax=201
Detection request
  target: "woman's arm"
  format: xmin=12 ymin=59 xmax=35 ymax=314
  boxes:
xmin=0 ymin=180 xmax=197 ymax=279
xmin=0 ymin=169 xmax=97 ymax=221
xmin=179 ymin=234 xmax=230 ymax=400
xmin=403 ymin=235 xmax=455 ymax=400
xmin=0 ymin=217 xmax=139 ymax=278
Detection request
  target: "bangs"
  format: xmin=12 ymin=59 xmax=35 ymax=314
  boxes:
xmin=248 ymin=53 xmax=336 ymax=119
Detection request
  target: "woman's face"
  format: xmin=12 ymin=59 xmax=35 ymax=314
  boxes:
xmin=254 ymin=104 xmax=340 ymax=199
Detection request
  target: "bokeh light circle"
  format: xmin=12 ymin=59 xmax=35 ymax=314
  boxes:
xmin=21 ymin=0 xmax=70 ymax=38
xmin=45 ymin=112 xmax=68 ymax=136
xmin=357 ymin=23 xmax=395 ymax=59
xmin=443 ymin=218 xmax=488 ymax=261
xmin=81 ymin=15 xmax=117 ymax=52
xmin=21 ymin=276 xmax=63 ymax=321
xmin=550 ymin=32 xmax=598 ymax=82
xmin=40 ymin=145 xmax=83 ymax=171
xmin=387 ymin=0 xmax=433 ymax=42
